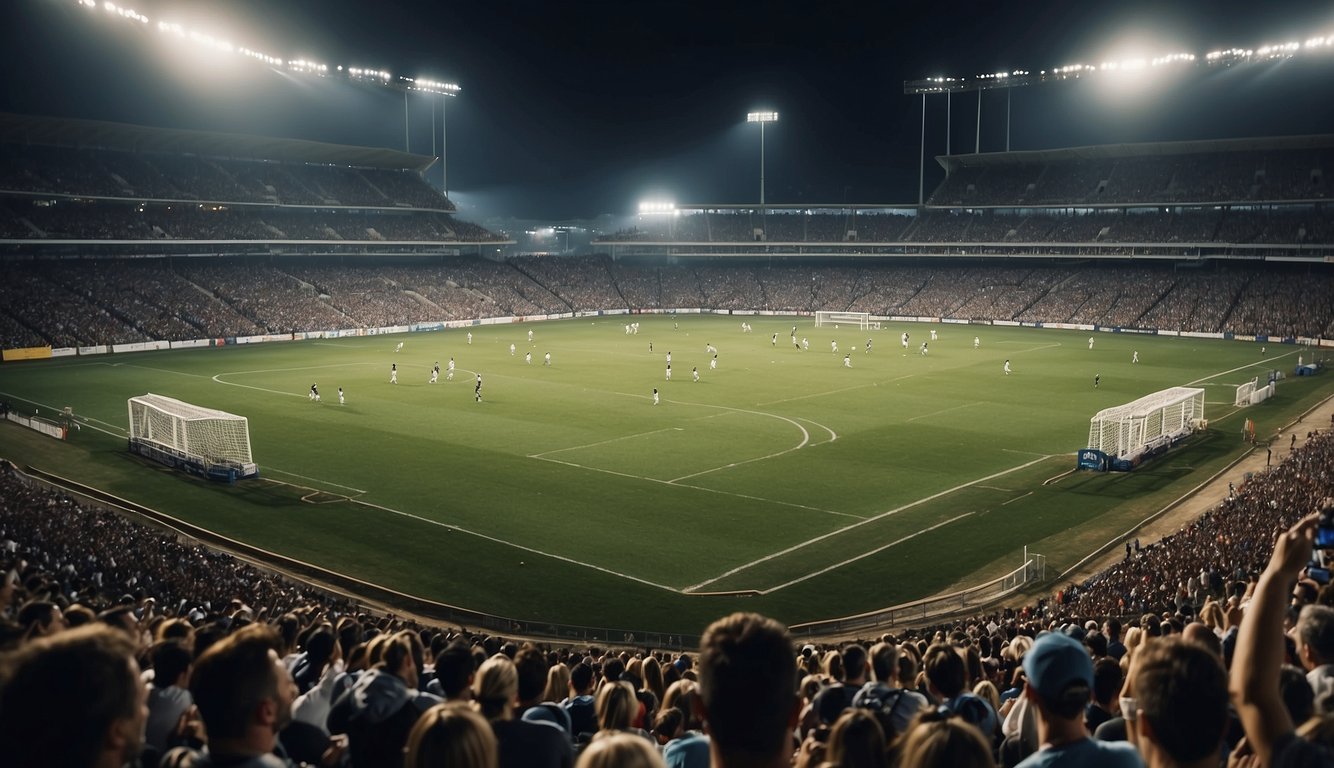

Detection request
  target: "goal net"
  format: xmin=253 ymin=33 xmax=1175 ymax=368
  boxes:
xmin=128 ymin=394 xmax=258 ymax=479
xmin=1235 ymin=377 xmax=1273 ymax=406
xmin=1087 ymin=386 xmax=1205 ymax=461
xmin=814 ymin=311 xmax=873 ymax=330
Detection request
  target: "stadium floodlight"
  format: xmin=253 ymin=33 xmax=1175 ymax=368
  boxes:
xmin=746 ymin=111 xmax=778 ymax=217
xmin=638 ymin=201 xmax=678 ymax=215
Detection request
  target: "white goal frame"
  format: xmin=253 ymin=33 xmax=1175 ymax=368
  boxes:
xmin=1087 ymin=386 xmax=1205 ymax=461
xmin=814 ymin=311 xmax=875 ymax=330
xmin=128 ymin=394 xmax=258 ymax=478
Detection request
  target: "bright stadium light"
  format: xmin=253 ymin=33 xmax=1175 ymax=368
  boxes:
xmin=637 ymin=201 xmax=678 ymax=215
xmin=746 ymin=111 xmax=778 ymax=217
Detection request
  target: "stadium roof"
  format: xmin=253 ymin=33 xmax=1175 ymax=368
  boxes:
xmin=937 ymin=133 xmax=1334 ymax=173
xmin=0 ymin=113 xmax=437 ymax=172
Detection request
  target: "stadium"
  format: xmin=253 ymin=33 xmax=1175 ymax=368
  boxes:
xmin=1 ymin=2 xmax=1333 ymax=767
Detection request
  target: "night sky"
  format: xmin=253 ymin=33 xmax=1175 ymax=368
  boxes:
xmin=2 ymin=0 xmax=1332 ymax=219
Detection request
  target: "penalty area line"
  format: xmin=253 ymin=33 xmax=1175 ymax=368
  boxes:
xmin=261 ymin=467 xmax=367 ymax=495
xmin=683 ymin=453 xmax=1057 ymax=593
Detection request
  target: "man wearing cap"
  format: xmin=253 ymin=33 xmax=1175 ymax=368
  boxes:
xmin=1016 ymin=633 xmax=1143 ymax=768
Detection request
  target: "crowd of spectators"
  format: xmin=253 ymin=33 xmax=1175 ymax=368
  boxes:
xmin=3 ymin=258 xmax=1333 ymax=349
xmin=2 ymin=425 xmax=1333 ymax=767
xmin=0 ymin=199 xmax=503 ymax=243
xmin=601 ymin=205 xmax=1334 ymax=246
xmin=930 ymin=145 xmax=1332 ymax=206
xmin=0 ymin=143 xmax=457 ymax=211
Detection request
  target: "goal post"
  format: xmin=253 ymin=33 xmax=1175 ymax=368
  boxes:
xmin=1086 ymin=386 xmax=1205 ymax=464
xmin=128 ymin=394 xmax=258 ymax=481
xmin=814 ymin=311 xmax=872 ymax=330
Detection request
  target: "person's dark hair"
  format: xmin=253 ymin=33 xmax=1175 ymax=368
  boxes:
xmin=842 ymin=644 xmax=868 ymax=682
xmin=1104 ymin=618 xmax=1122 ymax=641
xmin=868 ymin=642 xmax=899 ymax=684
xmin=16 ymin=600 xmax=59 ymax=636
xmin=514 ymin=646 xmax=549 ymax=703
xmin=1278 ymin=665 xmax=1315 ymax=727
xmin=0 ymin=624 xmax=141 ymax=767
xmin=152 ymin=639 xmax=194 ymax=686
xmin=827 ymin=708 xmax=887 ymax=768
xmin=276 ymin=613 xmax=300 ymax=653
xmin=698 ymin=612 xmax=796 ymax=764
xmin=602 ymin=656 xmax=625 ymax=683
xmin=1091 ymin=658 xmax=1122 ymax=707
xmin=924 ymin=644 xmax=966 ymax=698
xmin=1134 ymin=637 xmax=1228 ymax=763
xmin=436 ymin=641 xmax=476 ymax=698
xmin=570 ymin=661 xmax=595 ymax=694
xmin=190 ymin=625 xmax=283 ymax=741
xmin=1084 ymin=631 xmax=1108 ymax=659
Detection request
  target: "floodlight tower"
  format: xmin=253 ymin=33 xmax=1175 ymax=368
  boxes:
xmin=746 ymin=111 xmax=778 ymax=218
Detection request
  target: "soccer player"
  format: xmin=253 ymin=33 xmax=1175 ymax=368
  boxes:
xmin=338 ymin=387 xmax=344 ymax=405
xmin=771 ymin=333 xmax=777 ymax=346
xmin=649 ymin=341 xmax=654 ymax=353
xmin=1095 ymin=373 xmax=1101 ymax=388
xmin=525 ymin=352 xmax=532 ymax=364
xmin=974 ymin=336 xmax=980 ymax=349
xmin=474 ymin=374 xmax=482 ymax=402
xmin=865 ymin=338 xmax=872 ymax=353
xmin=901 ymin=331 xmax=909 ymax=349
xmin=831 ymin=340 xmax=838 ymax=353
xmin=544 ymin=352 xmax=551 ymax=366
xmin=665 ymin=363 xmax=672 ymax=381
xmin=920 ymin=342 xmax=928 ymax=356
xmin=666 ymin=351 xmax=671 ymax=364
xmin=390 ymin=363 xmax=397 ymax=384
xmin=692 ymin=367 xmax=699 ymax=382
xmin=447 ymin=358 xmax=455 ymax=380
xmin=930 ymin=329 xmax=937 ymax=341
xmin=395 ymin=342 xmax=403 ymax=353
xmin=653 ymin=388 xmax=659 ymax=405
xmin=309 ymin=383 xmax=320 ymax=401
xmin=467 ymin=332 xmax=473 ymax=345
xmin=509 ymin=343 xmax=516 ymax=356
xmin=527 ymin=329 xmax=534 ymax=342
xmin=843 ymin=354 xmax=852 ymax=368
xmin=429 ymin=362 xmax=439 ymax=383
xmin=802 ymin=337 xmax=809 ymax=350
xmin=1004 ymin=359 xmax=1011 ymax=375
xmin=1088 ymin=336 xmax=1095 ymax=350
xmin=1132 ymin=350 xmax=1139 ymax=364
xmin=625 ymin=324 xmax=631 ymax=335
xmin=710 ymin=354 xmax=718 ymax=370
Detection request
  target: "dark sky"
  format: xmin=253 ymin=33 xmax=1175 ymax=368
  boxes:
xmin=2 ymin=0 xmax=1332 ymax=219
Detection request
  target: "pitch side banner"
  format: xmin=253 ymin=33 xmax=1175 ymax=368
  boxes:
xmin=2 ymin=346 xmax=53 ymax=361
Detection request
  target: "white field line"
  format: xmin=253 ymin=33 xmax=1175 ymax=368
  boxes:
xmin=262 ymin=468 xmax=368 ymax=495
xmin=95 ymin=362 xmax=209 ymax=378
xmin=756 ymin=512 xmax=976 ymax=594
xmin=1187 ymin=352 xmax=1297 ymax=386
xmin=1002 ymin=491 xmax=1034 ymax=506
xmin=529 ymin=454 xmax=861 ymax=519
xmin=907 ymin=402 xmax=983 ymax=423
xmin=1001 ymin=448 xmax=1048 ymax=457
xmin=755 ymin=374 xmax=916 ymax=407
xmin=1011 ymin=343 xmax=1063 ymax=354
xmin=975 ymin=485 xmax=1015 ymax=492
xmin=0 ymin=391 xmax=128 ymax=438
xmin=349 ymin=498 xmax=681 ymax=592
xmin=795 ymin=417 xmax=838 ymax=445
xmin=529 ymin=428 xmax=682 ymax=459
xmin=212 ymin=363 xmax=380 ymax=399
xmin=683 ymin=452 xmax=1057 ymax=592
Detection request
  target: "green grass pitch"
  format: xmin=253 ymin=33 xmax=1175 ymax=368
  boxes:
xmin=1 ymin=315 xmax=1328 ymax=635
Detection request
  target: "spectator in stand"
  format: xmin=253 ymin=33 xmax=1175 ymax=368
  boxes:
xmin=1121 ymin=637 xmax=1230 ymax=768
xmin=576 ymin=731 xmax=666 ymax=768
xmin=822 ymin=708 xmax=888 ymax=768
xmin=1084 ymin=658 xmax=1121 ymax=735
xmin=328 ymin=629 xmax=443 ymax=768
xmin=145 ymin=638 xmax=195 ymax=753
xmin=1231 ymin=510 xmax=1334 ymax=766
xmin=173 ymin=624 xmax=298 ymax=767
xmin=0 ymin=623 xmax=148 ymax=768
xmin=851 ymin=641 xmax=929 ymax=740
xmin=697 ymin=612 xmax=798 ymax=768
xmin=474 ymin=653 xmax=572 ymax=768
xmin=405 ymin=702 xmax=499 ymax=768
xmin=563 ymin=661 xmax=598 ymax=743
xmin=1295 ymin=605 xmax=1334 ymax=706
xmin=812 ymin=643 xmax=869 ymax=726
xmin=924 ymin=643 xmax=999 ymax=744
xmin=1014 ymin=632 xmax=1141 ymax=768
xmin=432 ymin=640 xmax=477 ymax=702
xmin=897 ymin=711 xmax=997 ymax=768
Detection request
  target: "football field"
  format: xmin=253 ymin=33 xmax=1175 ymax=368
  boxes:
xmin=1 ymin=315 xmax=1328 ymax=635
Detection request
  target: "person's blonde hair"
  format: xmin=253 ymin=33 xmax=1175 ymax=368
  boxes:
xmin=473 ymin=654 xmax=518 ymax=721
xmin=973 ymin=680 xmax=1000 ymax=713
xmin=405 ymin=703 xmax=498 ymax=768
xmin=576 ymin=732 xmax=664 ymax=768
xmin=543 ymin=662 xmax=571 ymax=703
xmin=596 ymin=680 xmax=638 ymax=732
xmin=897 ymin=716 xmax=996 ymax=768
